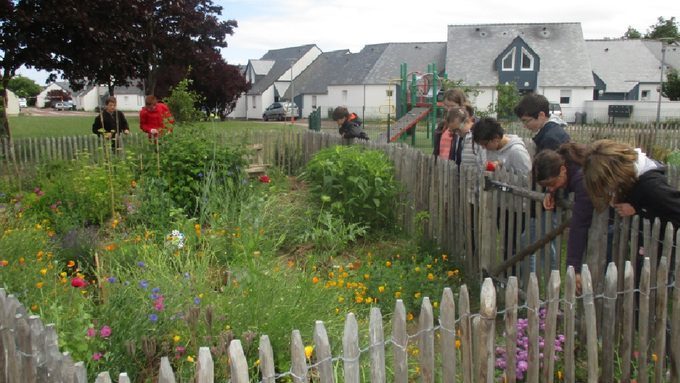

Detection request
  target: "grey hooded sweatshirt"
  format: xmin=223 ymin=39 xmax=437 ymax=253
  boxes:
xmin=487 ymin=134 xmax=531 ymax=175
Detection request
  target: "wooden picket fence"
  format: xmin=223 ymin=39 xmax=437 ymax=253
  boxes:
xmin=2 ymin=255 xmax=679 ymax=382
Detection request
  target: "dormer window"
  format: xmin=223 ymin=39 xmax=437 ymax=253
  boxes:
xmin=521 ymin=47 xmax=534 ymax=70
xmin=502 ymin=49 xmax=515 ymax=71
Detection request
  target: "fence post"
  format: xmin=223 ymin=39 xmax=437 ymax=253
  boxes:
xmin=290 ymin=330 xmax=308 ymax=383
xmin=601 ymin=263 xmax=618 ymax=381
xmin=228 ymin=340 xmax=249 ymax=383
xmin=477 ymin=279 xmax=496 ymax=383
xmin=258 ymin=336 xmax=275 ymax=383
xmin=543 ymin=270 xmax=560 ymax=383
xmin=672 ymin=230 xmax=680 ymax=382
xmin=581 ymin=265 xmax=599 ymax=383
xmin=418 ymin=298 xmax=434 ymax=383
xmin=392 ymin=300 xmax=408 ymax=383
xmin=158 ymin=357 xmax=176 ymax=383
xmin=196 ymin=347 xmax=214 ymax=383
xmin=621 ymin=261 xmax=635 ymax=382
xmin=638 ymin=258 xmax=651 ymax=383
xmin=313 ymin=321 xmax=334 ymax=383
xmin=440 ymin=288 xmax=457 ymax=383
xmin=526 ymin=274 xmax=539 ymax=383
xmin=458 ymin=285 xmax=472 ymax=383
xmin=369 ymin=307 xmax=386 ymax=383
xmin=564 ymin=267 xmax=576 ymax=383
xmin=654 ymin=255 xmax=669 ymax=383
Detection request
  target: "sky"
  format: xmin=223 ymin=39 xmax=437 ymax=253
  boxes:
xmin=15 ymin=0 xmax=675 ymax=84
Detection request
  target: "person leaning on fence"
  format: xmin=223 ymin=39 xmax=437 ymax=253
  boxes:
xmin=451 ymin=103 xmax=486 ymax=171
xmin=92 ymin=96 xmax=129 ymax=149
xmin=332 ymin=106 xmax=368 ymax=140
xmin=433 ymin=107 xmax=466 ymax=161
xmin=533 ymin=143 xmax=595 ymax=295
xmin=140 ymin=95 xmax=174 ymax=139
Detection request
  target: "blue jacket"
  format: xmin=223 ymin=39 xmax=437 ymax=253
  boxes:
xmin=532 ymin=120 xmax=570 ymax=153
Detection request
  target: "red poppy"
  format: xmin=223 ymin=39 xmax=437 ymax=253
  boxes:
xmin=71 ymin=277 xmax=87 ymax=288
xmin=259 ymin=175 xmax=271 ymax=183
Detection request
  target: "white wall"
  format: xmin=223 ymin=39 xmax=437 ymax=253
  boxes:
xmin=36 ymin=83 xmax=66 ymax=108
xmin=583 ymin=100 xmax=680 ymax=124
xmin=4 ymin=89 xmax=20 ymax=115
xmin=116 ymin=94 xmax=144 ymax=112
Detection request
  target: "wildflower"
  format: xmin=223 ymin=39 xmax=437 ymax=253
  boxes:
xmin=395 ymin=291 xmax=402 ymax=299
xmin=442 ymin=254 xmax=448 ymax=261
xmin=99 ymin=326 xmax=112 ymax=338
xmin=137 ymin=261 xmax=146 ymax=268
xmin=363 ymin=274 xmax=370 ymax=280
xmin=92 ymin=352 xmax=103 ymax=361
xmin=167 ymin=230 xmax=186 ymax=249
xmin=139 ymin=280 xmax=149 ymax=289
xmin=35 ymin=282 xmax=44 ymax=289
xmin=67 ymin=260 xmax=76 ymax=268
xmin=111 ymin=219 xmax=119 ymax=229
xmin=385 ymin=261 xmax=392 ymax=268
xmin=407 ymin=312 xmax=414 ymax=321
xmin=254 ymin=359 xmax=261 ymax=366
xmin=414 ymin=292 xmax=421 ymax=299
xmin=259 ymin=175 xmax=271 ymax=183
xmin=19 ymin=257 xmax=25 ymax=264
xmin=455 ymin=339 xmax=461 ymax=349
xmin=355 ymin=296 xmax=364 ymax=303
xmin=187 ymin=355 xmax=195 ymax=363
xmin=0 ymin=260 xmax=8 ymax=267
xmin=105 ymin=243 xmax=117 ymax=251
xmin=31 ymin=304 xmax=38 ymax=312
xmin=173 ymin=335 xmax=181 ymax=343
xmin=312 ymin=276 xmax=319 ymax=284
xmin=154 ymin=296 xmax=165 ymax=311
xmin=71 ymin=278 xmax=87 ymax=288
xmin=39 ymin=268 xmax=48 ymax=275
xmin=107 ymin=277 xmax=116 ymax=283
xmin=652 ymin=353 xmax=658 ymax=363
xmin=175 ymin=346 xmax=186 ymax=355
xmin=378 ymin=286 xmax=385 ymax=293
xmin=427 ymin=273 xmax=434 ymax=281
xmin=414 ymin=266 xmax=421 ymax=273
xmin=337 ymin=296 xmax=345 ymax=303
xmin=149 ymin=314 xmax=158 ymax=322
xmin=304 ymin=345 xmax=314 ymax=359
xmin=131 ymin=180 xmax=137 ymax=188
xmin=193 ymin=297 xmax=201 ymax=305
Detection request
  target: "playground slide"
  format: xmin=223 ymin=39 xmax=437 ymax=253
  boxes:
xmin=388 ymin=107 xmax=431 ymax=143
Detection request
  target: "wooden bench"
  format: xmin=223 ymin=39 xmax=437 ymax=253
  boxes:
xmin=245 ymin=144 xmax=269 ymax=176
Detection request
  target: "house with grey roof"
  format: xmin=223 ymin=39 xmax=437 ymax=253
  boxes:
xmin=446 ymin=23 xmax=594 ymax=122
xmin=231 ymin=44 xmax=322 ymax=119
xmin=289 ymin=42 xmax=446 ymax=119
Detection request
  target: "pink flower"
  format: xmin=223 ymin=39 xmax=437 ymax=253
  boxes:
xmin=92 ymin=352 xmax=103 ymax=361
xmin=86 ymin=327 xmax=96 ymax=338
xmin=154 ymin=295 xmax=165 ymax=311
xmin=259 ymin=175 xmax=271 ymax=183
xmin=99 ymin=325 xmax=112 ymax=338
xmin=71 ymin=278 xmax=87 ymax=288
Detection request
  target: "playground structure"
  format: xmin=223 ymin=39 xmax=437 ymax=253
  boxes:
xmin=386 ymin=63 xmax=447 ymax=145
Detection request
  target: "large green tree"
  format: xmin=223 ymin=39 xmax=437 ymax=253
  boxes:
xmin=645 ymin=17 xmax=679 ymax=40
xmin=623 ymin=26 xmax=642 ymax=39
xmin=7 ymin=75 xmax=41 ymax=101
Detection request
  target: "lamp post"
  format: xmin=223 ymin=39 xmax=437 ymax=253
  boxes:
xmin=654 ymin=38 xmax=673 ymax=134
xmin=289 ymin=60 xmax=295 ymax=124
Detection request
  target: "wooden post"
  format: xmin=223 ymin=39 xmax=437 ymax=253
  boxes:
xmin=313 ymin=321 xmax=334 ymax=383
xmin=638 ymin=258 xmax=651 ymax=383
xmin=342 ymin=313 xmax=360 ymax=383
xmin=581 ymin=265 xmax=599 ymax=383
xmin=505 ymin=277 xmax=518 ymax=383
xmin=440 ymin=288 xmax=457 ymax=383
xmin=459 ymin=285 xmax=472 ymax=383
xmin=621 ymin=261 xmax=635 ymax=382
xmin=526 ymin=274 xmax=539 ymax=383
xmin=228 ymin=340 xmax=248 ymax=383
xmin=602 ymin=263 xmax=618 ymax=381
xmin=369 ymin=308 xmax=386 ymax=383
xmin=290 ymin=330 xmax=308 ymax=383
xmin=258 ymin=336 xmax=275 ymax=383
xmin=392 ymin=300 xmax=408 ymax=383
xmin=564 ymin=267 xmax=576 ymax=383
xmin=477 ymin=279 xmax=496 ymax=383
xmin=543 ymin=270 xmax=560 ymax=383
xmin=418 ymin=298 xmax=434 ymax=383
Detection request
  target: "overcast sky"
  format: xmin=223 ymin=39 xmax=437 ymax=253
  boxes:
xmin=16 ymin=0 xmax=674 ymax=84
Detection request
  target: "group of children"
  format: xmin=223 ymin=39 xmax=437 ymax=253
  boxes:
xmin=434 ymin=90 xmax=680 ymax=291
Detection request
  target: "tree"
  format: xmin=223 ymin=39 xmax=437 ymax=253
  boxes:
xmin=494 ymin=83 xmax=521 ymax=120
xmin=623 ymin=26 xmax=642 ymax=39
xmin=662 ymin=68 xmax=680 ymax=101
xmin=45 ymin=89 xmax=72 ymax=107
xmin=645 ymin=17 xmax=680 ymax=40
xmin=7 ymin=75 xmax=41 ymax=101
xmin=190 ymin=51 xmax=250 ymax=119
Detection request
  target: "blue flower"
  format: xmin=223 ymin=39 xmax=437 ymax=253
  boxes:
xmin=152 ymin=287 xmax=160 ymax=294
xmin=139 ymin=280 xmax=149 ymax=289
xmin=137 ymin=261 xmax=146 ymax=268
xmin=107 ymin=277 xmax=116 ymax=283
xmin=193 ymin=297 xmax=201 ymax=305
xmin=149 ymin=314 xmax=158 ymax=322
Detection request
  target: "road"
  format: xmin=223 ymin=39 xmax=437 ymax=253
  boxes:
xmin=19 ymin=107 xmax=94 ymax=117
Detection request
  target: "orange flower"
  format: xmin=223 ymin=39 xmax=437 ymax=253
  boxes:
xmin=427 ymin=273 xmax=434 ymax=281
xmin=407 ymin=312 xmax=414 ymax=321
xmin=67 ymin=260 xmax=76 ymax=268
xmin=0 ymin=260 xmax=8 ymax=267
xmin=105 ymin=243 xmax=117 ymax=251
xmin=395 ymin=291 xmax=402 ymax=299
xmin=19 ymin=257 xmax=25 ymax=264
xmin=36 ymin=282 xmax=44 ymax=289
xmin=131 ymin=180 xmax=137 ymax=188
xmin=385 ymin=261 xmax=392 ymax=267
xmin=455 ymin=339 xmax=461 ymax=349
xmin=312 ymin=276 xmax=319 ymax=284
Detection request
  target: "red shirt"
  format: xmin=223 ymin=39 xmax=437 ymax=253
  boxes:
xmin=139 ymin=102 xmax=174 ymax=136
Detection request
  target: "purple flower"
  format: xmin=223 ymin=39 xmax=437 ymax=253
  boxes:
xmin=99 ymin=325 xmax=112 ymax=338
xmin=92 ymin=352 xmax=103 ymax=361
xmin=137 ymin=261 xmax=146 ymax=268
xmin=86 ymin=327 xmax=96 ymax=338
xmin=152 ymin=287 xmax=160 ymax=294
xmin=149 ymin=314 xmax=158 ymax=322
xmin=107 ymin=276 xmax=116 ymax=283
xmin=193 ymin=297 xmax=201 ymax=305
xmin=139 ymin=280 xmax=149 ymax=289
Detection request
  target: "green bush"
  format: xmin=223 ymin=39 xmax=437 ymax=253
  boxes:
xmin=165 ymin=78 xmax=203 ymax=123
xmin=301 ymin=145 xmax=400 ymax=231
xmin=145 ymin=125 xmax=247 ymax=216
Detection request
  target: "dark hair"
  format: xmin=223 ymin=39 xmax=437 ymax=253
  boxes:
xmin=514 ymin=93 xmax=549 ymax=119
xmin=105 ymin=96 xmax=117 ymax=106
xmin=332 ymin=106 xmax=349 ymax=120
xmin=471 ymin=117 xmax=503 ymax=143
xmin=533 ymin=142 xmax=588 ymax=183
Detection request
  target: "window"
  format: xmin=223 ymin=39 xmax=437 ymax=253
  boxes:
xmin=502 ymin=48 xmax=515 ymax=71
xmin=559 ymin=90 xmax=571 ymax=104
xmin=641 ymin=90 xmax=650 ymax=100
xmin=342 ymin=90 xmax=348 ymax=103
xmin=520 ymin=47 xmax=534 ymax=70
xmin=312 ymin=95 xmax=317 ymax=108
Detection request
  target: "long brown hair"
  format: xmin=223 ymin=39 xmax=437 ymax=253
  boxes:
xmin=582 ymin=140 xmax=638 ymax=210
xmin=533 ymin=142 xmax=588 ymax=183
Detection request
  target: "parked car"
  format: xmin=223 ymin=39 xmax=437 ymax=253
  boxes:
xmin=19 ymin=98 xmax=27 ymax=108
xmin=549 ymin=102 xmax=562 ymax=118
xmin=54 ymin=101 xmax=75 ymax=111
xmin=262 ymin=102 xmax=299 ymax=121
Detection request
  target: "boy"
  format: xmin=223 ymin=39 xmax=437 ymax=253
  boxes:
xmin=513 ymin=93 xmax=569 ymax=153
xmin=332 ymin=106 xmax=368 ymax=140
xmin=472 ymin=117 xmax=531 ymax=175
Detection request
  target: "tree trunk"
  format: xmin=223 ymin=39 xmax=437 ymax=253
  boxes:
xmin=1 ymin=78 xmax=12 ymax=140
xmin=108 ymin=83 xmax=115 ymax=96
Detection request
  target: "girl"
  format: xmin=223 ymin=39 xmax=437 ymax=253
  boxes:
xmin=433 ymin=106 xmax=466 ymax=161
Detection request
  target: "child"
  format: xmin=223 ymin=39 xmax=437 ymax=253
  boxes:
xmin=534 ymin=143 xmax=595 ymax=293
xmin=92 ymin=96 xmax=129 ymax=149
xmin=513 ymin=93 xmax=569 ymax=153
xmin=433 ymin=107 xmax=466 ymax=161
xmin=140 ymin=95 xmax=174 ymax=138
xmin=582 ymin=140 xmax=680 ymax=228
xmin=332 ymin=106 xmax=368 ymax=140
xmin=471 ymin=117 xmax=531 ymax=175
xmin=451 ymin=104 xmax=486 ymax=171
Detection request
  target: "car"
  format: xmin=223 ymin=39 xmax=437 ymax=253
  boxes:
xmin=262 ymin=102 xmax=299 ymax=121
xmin=54 ymin=101 xmax=75 ymax=111
xmin=549 ymin=102 xmax=562 ymax=118
xmin=19 ymin=98 xmax=27 ymax=108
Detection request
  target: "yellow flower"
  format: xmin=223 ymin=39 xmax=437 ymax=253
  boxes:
xmin=652 ymin=353 xmax=658 ymax=363
xmin=304 ymin=345 xmax=314 ymax=359
xmin=36 ymin=282 xmax=44 ymax=289
xmin=385 ymin=261 xmax=392 ymax=267
xmin=60 ymin=271 xmax=67 ymax=277
xmin=37 ymin=250 xmax=44 ymax=259
xmin=414 ymin=266 xmax=421 ymax=273
xmin=35 ymin=223 xmax=42 ymax=230
xmin=173 ymin=335 xmax=181 ymax=343
xmin=355 ymin=296 xmax=364 ymax=303
xmin=363 ymin=274 xmax=370 ymax=280
xmin=433 ymin=301 xmax=439 ymax=309
xmin=337 ymin=296 xmax=345 ymax=303
xmin=378 ymin=286 xmax=385 ymax=293
xmin=365 ymin=297 xmax=373 ymax=304
xmin=426 ymin=264 xmax=432 ymax=269
xmin=187 ymin=355 xmax=194 ymax=363
xmin=407 ymin=312 xmax=414 ymax=321
xmin=427 ymin=273 xmax=434 ymax=281
xmin=31 ymin=304 xmax=39 ymax=312
xmin=414 ymin=292 xmax=421 ymax=299
xmin=111 ymin=219 xmax=119 ymax=229
xmin=40 ymin=268 xmax=47 ymax=275
xmin=254 ymin=359 xmax=261 ymax=366
xmin=0 ymin=260 xmax=8 ymax=267
xmin=395 ymin=291 xmax=402 ymax=299
xmin=455 ymin=339 xmax=461 ymax=349
xmin=557 ymin=370 xmax=563 ymax=380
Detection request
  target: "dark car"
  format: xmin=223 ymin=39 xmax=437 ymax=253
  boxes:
xmin=262 ymin=102 xmax=299 ymax=121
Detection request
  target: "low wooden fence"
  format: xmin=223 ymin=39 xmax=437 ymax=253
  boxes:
xmin=3 ymin=255 xmax=679 ymax=382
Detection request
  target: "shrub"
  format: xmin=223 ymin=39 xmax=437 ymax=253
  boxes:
xmin=144 ymin=125 xmax=247 ymax=216
xmin=164 ymin=78 xmax=203 ymax=123
xmin=301 ymin=146 xmax=400 ymax=231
